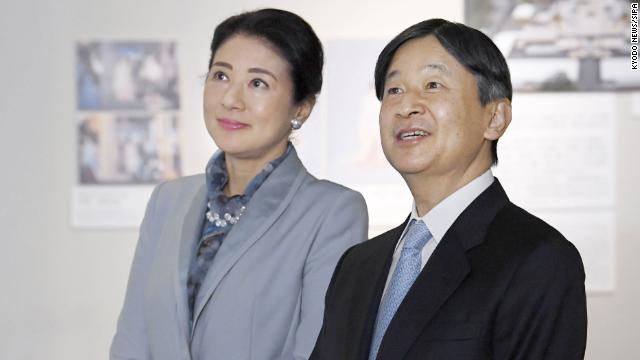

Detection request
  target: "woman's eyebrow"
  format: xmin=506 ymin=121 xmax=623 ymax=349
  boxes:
xmin=248 ymin=67 xmax=278 ymax=81
xmin=211 ymin=61 xmax=232 ymax=69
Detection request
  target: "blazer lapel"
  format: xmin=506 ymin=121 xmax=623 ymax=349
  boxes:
xmin=191 ymin=149 xmax=307 ymax=336
xmin=175 ymin=181 xmax=207 ymax=343
xmin=376 ymin=179 xmax=510 ymax=360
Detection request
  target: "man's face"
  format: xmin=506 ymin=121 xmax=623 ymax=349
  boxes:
xmin=379 ymin=35 xmax=495 ymax=181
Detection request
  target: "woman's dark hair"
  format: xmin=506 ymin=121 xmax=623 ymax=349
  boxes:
xmin=208 ymin=8 xmax=323 ymax=104
xmin=374 ymin=19 xmax=512 ymax=165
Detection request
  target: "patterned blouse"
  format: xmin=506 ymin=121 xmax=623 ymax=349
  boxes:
xmin=186 ymin=143 xmax=293 ymax=323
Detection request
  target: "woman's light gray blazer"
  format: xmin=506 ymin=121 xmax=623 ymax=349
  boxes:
xmin=110 ymin=148 xmax=368 ymax=360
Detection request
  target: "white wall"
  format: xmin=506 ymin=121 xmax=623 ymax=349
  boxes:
xmin=0 ymin=0 xmax=637 ymax=358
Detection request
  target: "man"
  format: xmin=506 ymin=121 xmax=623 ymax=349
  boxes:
xmin=311 ymin=19 xmax=587 ymax=360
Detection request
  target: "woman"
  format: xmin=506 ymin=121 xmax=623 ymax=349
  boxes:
xmin=110 ymin=9 xmax=368 ymax=360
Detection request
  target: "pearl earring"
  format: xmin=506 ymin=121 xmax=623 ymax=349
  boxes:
xmin=290 ymin=119 xmax=302 ymax=130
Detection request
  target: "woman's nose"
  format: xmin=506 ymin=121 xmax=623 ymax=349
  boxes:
xmin=221 ymin=83 xmax=245 ymax=110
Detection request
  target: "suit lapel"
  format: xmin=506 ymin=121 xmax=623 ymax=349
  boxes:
xmin=191 ymin=149 xmax=307 ymax=336
xmin=175 ymin=182 xmax=207 ymax=342
xmin=376 ymin=230 xmax=470 ymax=360
xmin=353 ymin=221 xmax=408 ymax=360
xmin=376 ymin=179 xmax=510 ymax=360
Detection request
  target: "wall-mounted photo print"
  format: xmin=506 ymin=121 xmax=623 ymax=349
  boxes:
xmin=73 ymin=40 xmax=182 ymax=228
xmin=76 ymin=41 xmax=180 ymax=110
xmin=78 ymin=113 xmax=181 ymax=185
xmin=465 ymin=0 xmax=640 ymax=91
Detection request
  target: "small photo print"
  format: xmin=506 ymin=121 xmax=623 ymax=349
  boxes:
xmin=78 ymin=113 xmax=181 ymax=184
xmin=76 ymin=41 xmax=180 ymax=110
xmin=465 ymin=0 xmax=640 ymax=91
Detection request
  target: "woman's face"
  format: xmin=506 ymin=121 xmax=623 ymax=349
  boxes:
xmin=204 ymin=34 xmax=305 ymax=162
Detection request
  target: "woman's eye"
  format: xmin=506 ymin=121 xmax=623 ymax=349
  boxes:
xmin=250 ymin=79 xmax=268 ymax=89
xmin=211 ymin=71 xmax=228 ymax=81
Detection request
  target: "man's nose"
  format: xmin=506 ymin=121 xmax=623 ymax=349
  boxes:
xmin=396 ymin=92 xmax=424 ymax=118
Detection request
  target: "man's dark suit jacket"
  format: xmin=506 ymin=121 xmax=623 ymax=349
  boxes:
xmin=311 ymin=179 xmax=587 ymax=360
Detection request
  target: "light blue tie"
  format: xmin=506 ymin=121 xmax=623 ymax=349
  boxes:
xmin=369 ymin=219 xmax=432 ymax=360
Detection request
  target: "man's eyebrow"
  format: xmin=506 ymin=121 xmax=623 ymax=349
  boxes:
xmin=385 ymin=69 xmax=399 ymax=81
xmin=424 ymin=63 xmax=451 ymax=75
xmin=385 ymin=62 xmax=451 ymax=82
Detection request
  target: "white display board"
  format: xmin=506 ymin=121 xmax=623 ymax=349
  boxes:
xmin=494 ymin=93 xmax=616 ymax=292
xmin=296 ymin=39 xmax=414 ymax=236
xmin=72 ymin=41 xmax=182 ymax=228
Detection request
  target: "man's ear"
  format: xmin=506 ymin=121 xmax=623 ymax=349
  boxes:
xmin=293 ymin=96 xmax=317 ymax=125
xmin=484 ymin=99 xmax=512 ymax=141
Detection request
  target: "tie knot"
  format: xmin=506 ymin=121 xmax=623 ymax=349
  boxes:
xmin=403 ymin=219 xmax=431 ymax=250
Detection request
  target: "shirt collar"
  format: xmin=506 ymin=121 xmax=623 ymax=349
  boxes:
xmin=205 ymin=142 xmax=293 ymax=200
xmin=409 ymin=169 xmax=494 ymax=245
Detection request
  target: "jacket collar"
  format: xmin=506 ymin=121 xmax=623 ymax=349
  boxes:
xmin=372 ymin=179 xmax=510 ymax=360
xmin=174 ymin=147 xmax=308 ymax=341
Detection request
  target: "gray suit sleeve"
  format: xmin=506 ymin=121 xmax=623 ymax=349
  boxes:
xmin=110 ymin=183 xmax=163 ymax=360
xmin=290 ymin=190 xmax=368 ymax=360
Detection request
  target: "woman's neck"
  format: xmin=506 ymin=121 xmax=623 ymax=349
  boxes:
xmin=223 ymin=143 xmax=288 ymax=196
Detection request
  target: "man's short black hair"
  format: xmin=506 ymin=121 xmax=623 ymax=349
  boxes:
xmin=374 ymin=18 xmax=512 ymax=165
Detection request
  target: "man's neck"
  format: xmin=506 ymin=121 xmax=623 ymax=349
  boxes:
xmin=405 ymin=165 xmax=491 ymax=217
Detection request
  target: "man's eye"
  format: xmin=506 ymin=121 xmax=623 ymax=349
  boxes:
xmin=426 ymin=82 xmax=441 ymax=90
xmin=386 ymin=87 xmax=402 ymax=95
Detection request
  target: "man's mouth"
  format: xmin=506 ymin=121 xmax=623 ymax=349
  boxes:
xmin=398 ymin=129 xmax=428 ymax=141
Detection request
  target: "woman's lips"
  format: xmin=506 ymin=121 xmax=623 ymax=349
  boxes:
xmin=218 ymin=118 xmax=250 ymax=130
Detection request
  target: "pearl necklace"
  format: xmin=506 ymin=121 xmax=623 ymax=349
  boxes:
xmin=206 ymin=202 xmax=246 ymax=227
